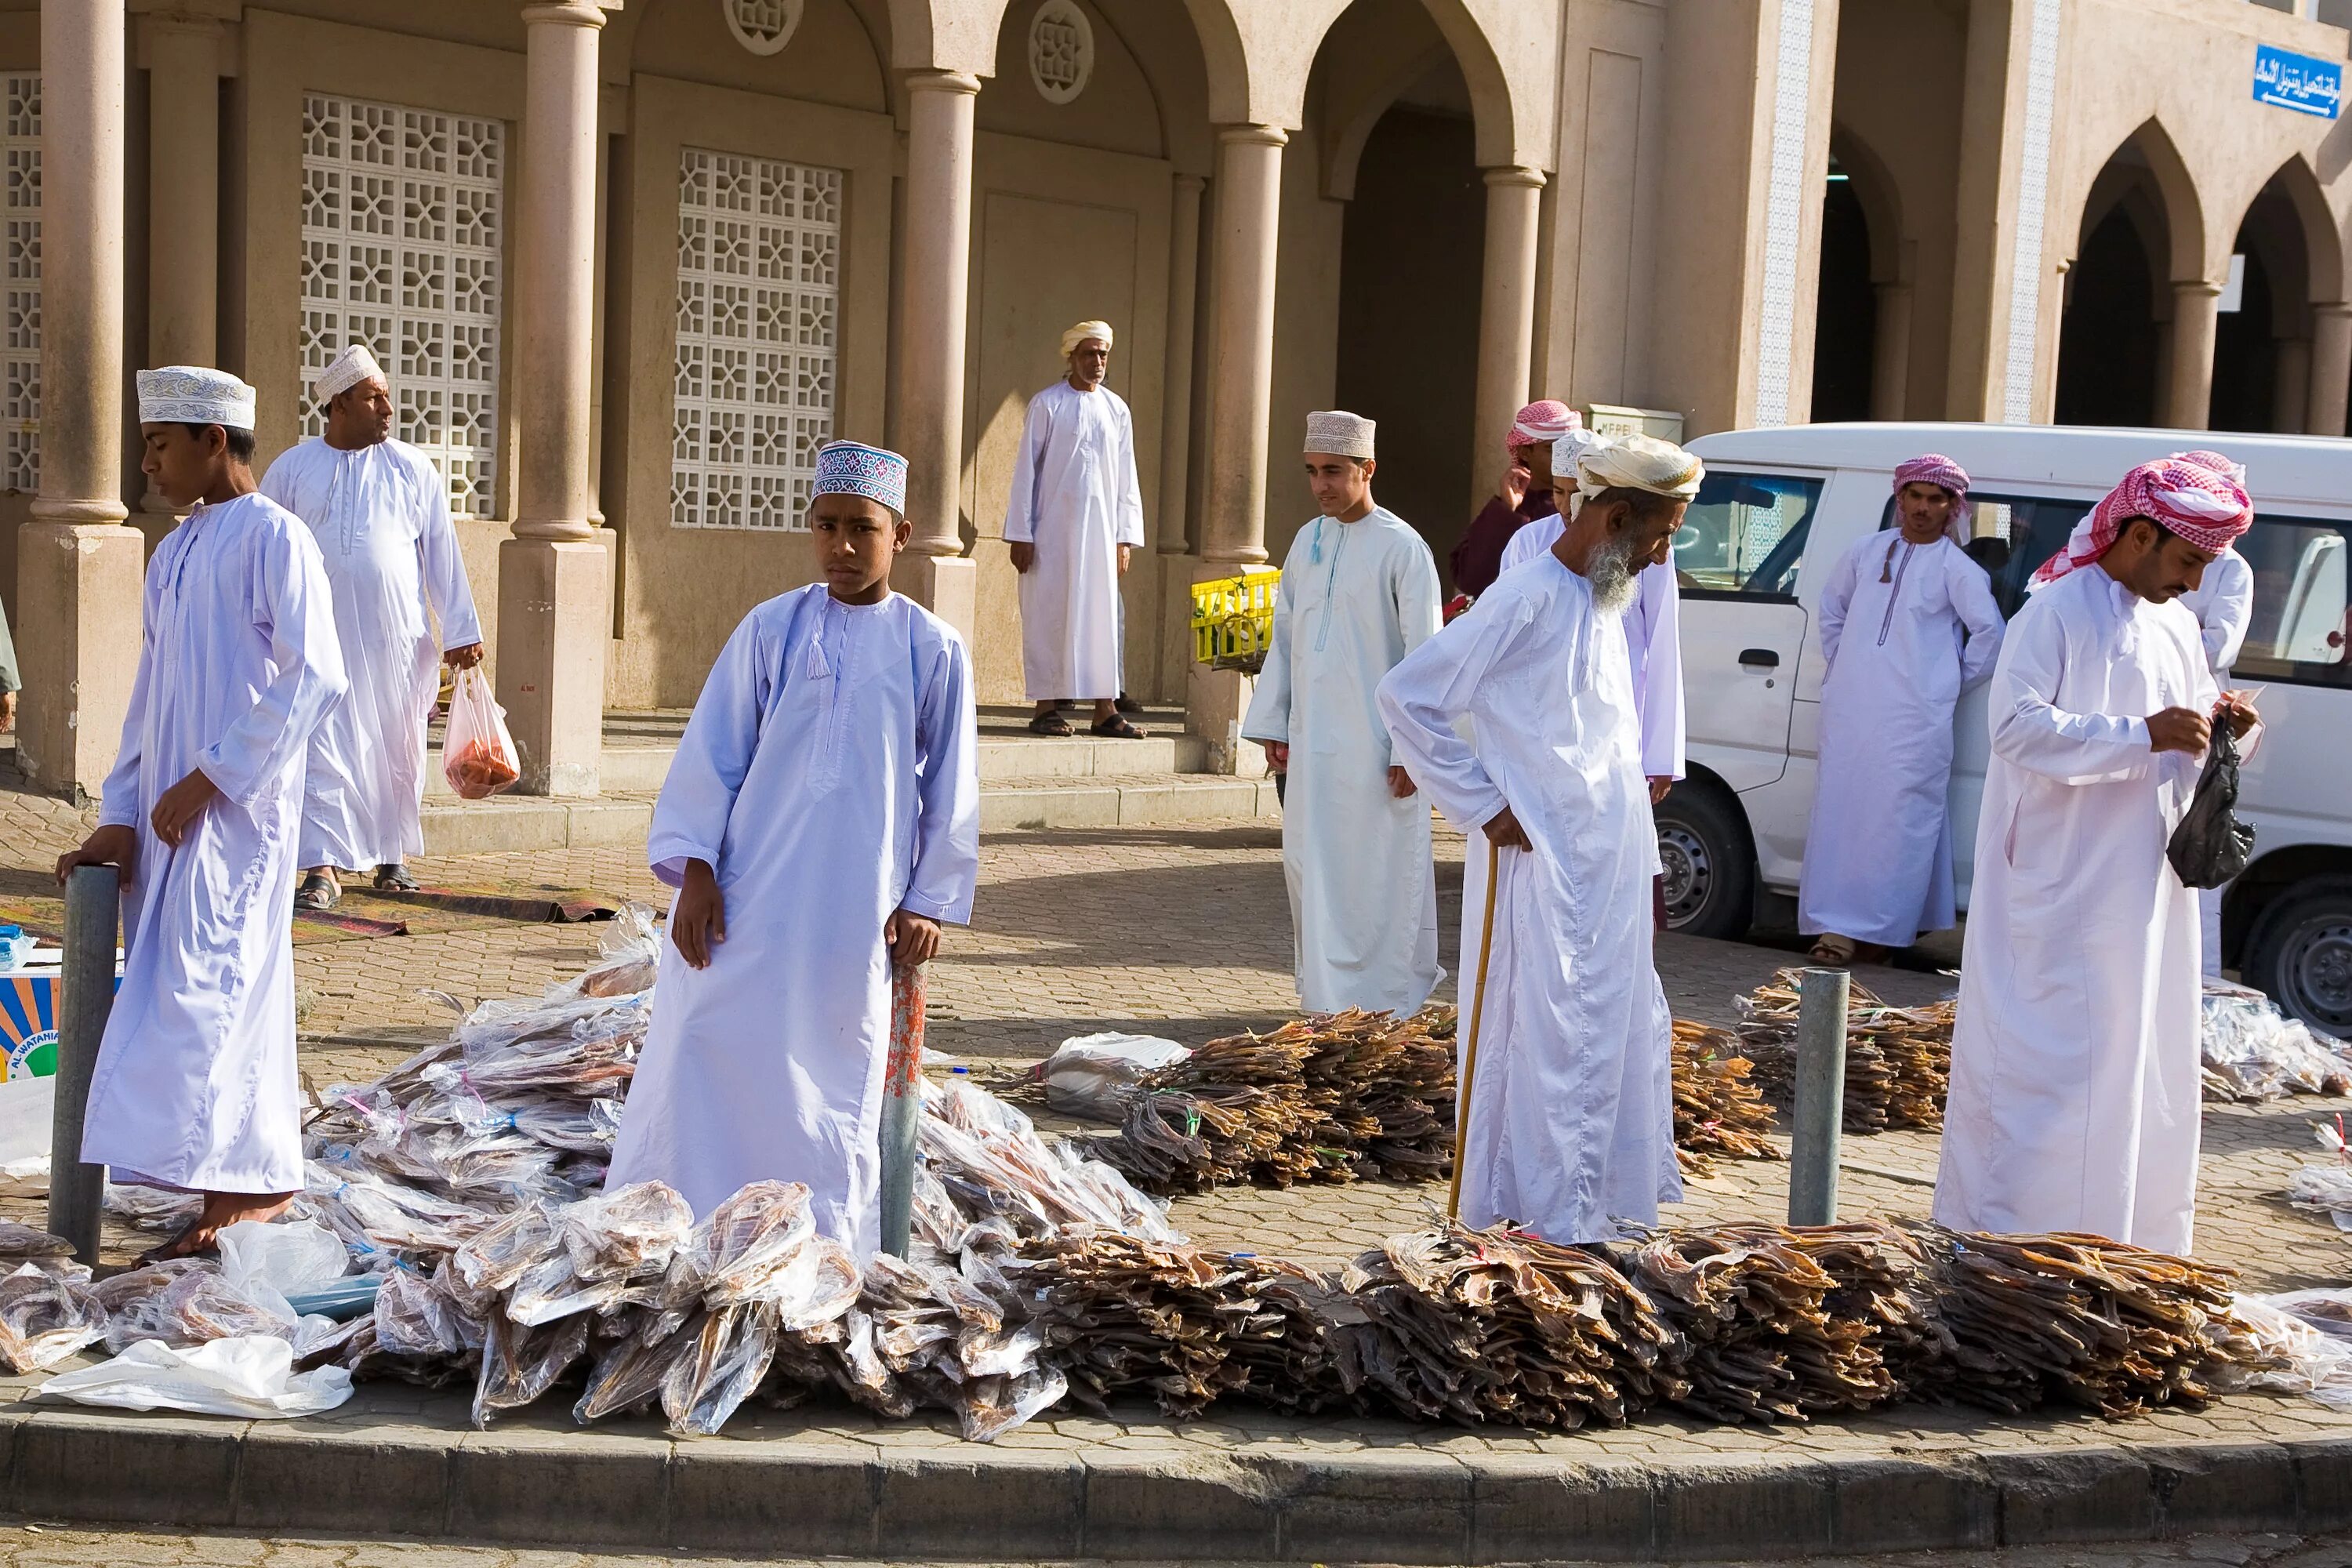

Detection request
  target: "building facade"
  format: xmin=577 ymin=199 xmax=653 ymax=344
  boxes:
xmin=9 ymin=0 xmax=2352 ymax=798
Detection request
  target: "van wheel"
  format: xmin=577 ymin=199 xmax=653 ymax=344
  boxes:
xmin=1654 ymin=782 xmax=1755 ymax=940
xmin=2244 ymin=877 xmax=2352 ymax=1040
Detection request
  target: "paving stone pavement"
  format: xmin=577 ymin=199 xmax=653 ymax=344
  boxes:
xmin=0 ymin=1524 xmax=2343 ymax=1567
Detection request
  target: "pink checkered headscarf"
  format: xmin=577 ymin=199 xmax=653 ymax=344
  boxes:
xmin=1893 ymin=453 xmax=1971 ymax=543
xmin=2169 ymin=448 xmax=2247 ymax=486
xmin=1508 ymin=399 xmax=1580 ymax=454
xmin=2030 ymin=457 xmax=2252 ymax=586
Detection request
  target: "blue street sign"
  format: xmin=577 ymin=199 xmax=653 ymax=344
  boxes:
xmin=2254 ymin=44 xmax=2342 ymax=120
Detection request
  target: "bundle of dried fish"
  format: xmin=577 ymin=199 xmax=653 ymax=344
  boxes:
xmin=1295 ymin=1005 xmax=1458 ymax=1179
xmin=1737 ymin=969 xmax=1954 ymax=1133
xmin=1093 ymin=1084 xmax=1342 ymax=1194
xmin=1907 ymin=1225 xmax=2241 ymax=1417
xmin=1670 ymin=1022 xmax=1782 ymax=1174
xmin=360 ymin=1261 xmax=486 ymax=1385
xmin=1335 ymin=1221 xmax=1682 ymax=1430
xmin=1011 ymin=1230 xmax=1344 ymax=1417
xmin=0 ymin=1223 xmax=75 ymax=1260
xmin=0 ymin=1266 xmax=106 ymax=1373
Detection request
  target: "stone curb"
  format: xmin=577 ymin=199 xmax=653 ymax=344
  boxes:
xmin=2 ymin=1405 xmax=2348 ymax=1560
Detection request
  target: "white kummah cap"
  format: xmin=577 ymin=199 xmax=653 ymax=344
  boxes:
xmin=812 ymin=439 xmax=908 ymax=516
xmin=1303 ymin=409 xmax=1375 ymax=459
xmin=136 ymin=365 xmax=257 ymax=431
xmin=312 ymin=343 xmax=385 ymax=403
xmin=1060 ymin=319 xmax=1114 ymax=357
xmin=1552 ymin=426 xmax=1600 ymax=479
xmin=1575 ymin=432 xmax=1704 ymax=505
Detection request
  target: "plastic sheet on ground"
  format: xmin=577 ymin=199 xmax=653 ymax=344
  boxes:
xmin=1039 ymin=1033 xmax=1190 ymax=1121
xmin=42 ymin=1334 xmax=354 ymax=1417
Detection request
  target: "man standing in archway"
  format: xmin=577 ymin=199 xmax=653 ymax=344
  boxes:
xmin=1448 ymin=399 xmax=1581 ymax=597
xmin=1005 ymin=321 xmax=1147 ymax=739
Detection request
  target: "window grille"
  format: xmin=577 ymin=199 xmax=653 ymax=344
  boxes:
xmin=2 ymin=74 xmax=38 ymax=494
xmin=299 ymin=93 xmax=503 ymax=518
xmin=671 ymin=147 xmax=840 ymax=531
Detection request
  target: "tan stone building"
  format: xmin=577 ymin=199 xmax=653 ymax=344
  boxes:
xmin=10 ymin=0 xmax=2352 ymax=800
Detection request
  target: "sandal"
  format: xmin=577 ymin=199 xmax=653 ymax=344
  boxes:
xmin=136 ymin=1218 xmax=217 ymax=1266
xmin=1807 ymin=934 xmax=1857 ymax=967
xmin=1028 ymin=712 xmax=1073 ymax=736
xmin=373 ymin=862 xmax=420 ymax=893
xmin=293 ymin=872 xmax=341 ymax=912
xmin=1090 ymin=714 xmax=1146 ymax=739
xmin=1115 ymin=692 xmax=1143 ymax=715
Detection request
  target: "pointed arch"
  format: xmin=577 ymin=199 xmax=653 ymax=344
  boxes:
xmin=1829 ymin=125 xmax=1904 ymax=287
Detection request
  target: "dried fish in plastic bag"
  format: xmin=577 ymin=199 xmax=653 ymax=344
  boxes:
xmin=561 ymin=1181 xmax=693 ymax=1282
xmin=101 ymin=1266 xmax=294 ymax=1354
xmin=0 ymin=1265 xmax=106 ymax=1372
xmin=661 ymin=1301 xmax=779 ymax=1436
xmin=0 ymin=1222 xmax=75 ymax=1260
xmin=471 ymin=1312 xmax=591 ymax=1428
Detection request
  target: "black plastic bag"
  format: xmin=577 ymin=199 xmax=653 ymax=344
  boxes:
xmin=2167 ymin=720 xmax=2255 ymax=889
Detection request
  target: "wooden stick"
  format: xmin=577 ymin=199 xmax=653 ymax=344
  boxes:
xmin=1447 ymin=835 xmax=1502 ymax=1221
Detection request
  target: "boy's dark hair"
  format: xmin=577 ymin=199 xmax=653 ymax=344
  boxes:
xmin=180 ymin=423 xmax=257 ymax=463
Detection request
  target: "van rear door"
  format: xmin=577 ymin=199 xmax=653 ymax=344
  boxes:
xmin=1675 ymin=468 xmax=1824 ymax=791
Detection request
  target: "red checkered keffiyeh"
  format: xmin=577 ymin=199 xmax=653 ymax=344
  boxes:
xmin=1507 ymin=399 xmax=1579 ymax=453
xmin=1893 ymin=453 xmax=1971 ymax=542
xmin=2031 ymin=457 xmax=2252 ymax=586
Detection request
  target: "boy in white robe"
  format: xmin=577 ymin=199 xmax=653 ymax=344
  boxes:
xmin=1242 ymin=411 xmax=1443 ymax=1015
xmin=1377 ymin=434 xmax=1700 ymax=1245
xmin=1934 ymin=457 xmax=2260 ymax=1254
xmin=2169 ymin=450 xmax=2257 ymax=980
xmin=606 ymin=441 xmax=980 ymax=1250
xmin=262 ymin=345 xmax=483 ymax=906
xmin=1004 ymin=320 xmax=1147 ymax=738
xmin=55 ymin=368 xmax=347 ymax=1258
xmin=1798 ymin=455 xmax=2004 ymax=966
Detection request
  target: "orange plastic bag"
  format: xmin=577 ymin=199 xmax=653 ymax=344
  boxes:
xmin=442 ymin=666 xmax=521 ymax=800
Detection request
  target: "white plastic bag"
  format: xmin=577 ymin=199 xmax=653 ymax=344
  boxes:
xmin=41 ymin=1335 xmax=353 ymax=1418
xmin=442 ymin=666 xmax=520 ymax=800
xmin=217 ymin=1219 xmax=350 ymax=1322
xmin=1040 ymin=1033 xmax=1190 ymax=1121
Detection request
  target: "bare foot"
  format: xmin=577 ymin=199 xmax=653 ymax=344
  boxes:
xmin=140 ymin=1190 xmax=298 ymax=1262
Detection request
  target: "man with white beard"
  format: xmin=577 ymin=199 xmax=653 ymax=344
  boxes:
xmin=1377 ymin=434 xmax=1700 ymax=1244
xmin=1933 ymin=456 xmax=2260 ymax=1254
xmin=262 ymin=344 xmax=482 ymax=906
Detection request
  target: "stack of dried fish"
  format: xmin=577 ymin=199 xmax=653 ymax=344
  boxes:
xmin=1335 ymin=1220 xmax=1683 ymax=1430
xmin=1011 ymin=1230 xmax=1353 ymax=1417
xmin=1094 ymin=1007 xmax=1458 ymax=1195
xmin=1737 ymin=969 xmax=1955 ymax=1133
xmin=1670 ymin=1022 xmax=1782 ymax=1174
xmin=1907 ymin=1225 xmax=2241 ymax=1417
xmin=0 ymin=1225 xmax=104 ymax=1374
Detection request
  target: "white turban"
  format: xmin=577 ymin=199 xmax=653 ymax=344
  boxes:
xmin=1302 ymin=409 xmax=1375 ymax=459
xmin=136 ymin=366 xmax=256 ymax=431
xmin=1060 ymin=320 xmax=1114 ymax=357
xmin=312 ymin=343 xmax=385 ymax=403
xmin=1575 ymin=433 xmax=1704 ymax=508
xmin=1552 ymin=426 xmax=1600 ymax=481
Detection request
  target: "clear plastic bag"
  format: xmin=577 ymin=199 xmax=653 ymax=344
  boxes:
xmin=1040 ymin=1033 xmax=1191 ymax=1121
xmin=471 ymin=1312 xmax=590 ymax=1428
xmin=442 ymin=666 xmax=520 ymax=800
xmin=217 ymin=1220 xmax=350 ymax=1323
xmin=42 ymin=1335 xmax=354 ymax=1419
xmin=0 ymin=1265 xmax=106 ymax=1372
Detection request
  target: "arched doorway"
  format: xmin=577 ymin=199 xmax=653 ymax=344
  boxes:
xmin=2212 ymin=169 xmax=2325 ymax=434
xmin=1810 ymin=158 xmax=1876 ymax=422
xmin=2056 ymin=205 xmax=2161 ymax=426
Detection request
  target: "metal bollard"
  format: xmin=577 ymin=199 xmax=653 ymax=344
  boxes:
xmin=49 ymin=866 xmax=118 ymax=1264
xmin=876 ymin=963 xmax=927 ymax=1260
xmin=1786 ymin=965 xmax=1850 ymax=1228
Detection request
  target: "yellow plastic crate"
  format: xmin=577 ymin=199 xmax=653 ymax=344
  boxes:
xmin=1189 ymin=568 xmax=1282 ymax=673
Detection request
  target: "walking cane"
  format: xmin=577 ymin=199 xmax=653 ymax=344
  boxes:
xmin=876 ymin=961 xmax=927 ymax=1259
xmin=1446 ymin=837 xmax=1502 ymax=1221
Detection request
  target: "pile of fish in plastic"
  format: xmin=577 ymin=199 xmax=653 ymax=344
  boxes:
xmin=2199 ymin=981 xmax=2352 ymax=1103
xmin=41 ymin=912 xmax=2303 ymax=1441
xmin=1670 ymin=1022 xmax=1783 ymax=1175
xmin=1738 ymin=969 xmax=1955 ymax=1134
xmin=1091 ymin=1007 xmax=1457 ymax=1194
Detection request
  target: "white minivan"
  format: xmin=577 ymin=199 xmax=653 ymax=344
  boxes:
xmin=1661 ymin=422 xmax=2352 ymax=1037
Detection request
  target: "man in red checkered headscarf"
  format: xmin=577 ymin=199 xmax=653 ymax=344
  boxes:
xmin=1448 ymin=399 xmax=1582 ymax=597
xmin=1936 ymin=457 xmax=2261 ymax=1257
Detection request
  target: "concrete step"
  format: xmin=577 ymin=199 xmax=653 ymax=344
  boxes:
xmin=421 ymin=771 xmax=1276 ymax=857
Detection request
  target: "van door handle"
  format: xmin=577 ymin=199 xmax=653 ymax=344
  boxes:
xmin=1737 ymin=648 xmax=1780 ymax=669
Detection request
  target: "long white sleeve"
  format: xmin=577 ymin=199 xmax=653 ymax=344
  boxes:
xmin=1381 ymin=528 xmax=1444 ymax=769
xmin=1112 ymin=396 xmax=1146 ymax=548
xmin=646 ymin=611 xmax=768 ymax=887
xmin=902 ymin=631 xmax=982 ymax=925
xmin=1377 ymin=597 xmax=1528 ymax=835
xmin=417 ymin=464 xmax=483 ymax=649
xmin=199 ymin=518 xmax=348 ymax=816
xmin=1817 ymin=536 xmax=1860 ymax=672
xmin=1632 ymin=564 xmax=1685 ymax=779
xmin=1951 ymin=551 xmax=2006 ymax=691
xmin=2190 ymin=550 xmax=2255 ymax=674
xmin=1001 ymin=392 xmax=1050 ymax=545
xmin=1987 ymin=597 xmax=2154 ymax=785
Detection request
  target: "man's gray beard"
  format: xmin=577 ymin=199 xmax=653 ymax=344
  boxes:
xmin=1585 ymin=533 xmax=1642 ymax=613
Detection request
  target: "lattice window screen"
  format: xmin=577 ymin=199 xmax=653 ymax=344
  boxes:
xmin=671 ymin=147 xmax=840 ymax=531
xmin=299 ymin=93 xmax=503 ymax=518
xmin=2 ymin=75 xmax=38 ymax=494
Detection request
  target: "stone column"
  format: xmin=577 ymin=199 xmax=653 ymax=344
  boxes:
xmin=16 ymin=0 xmax=140 ymax=801
xmin=1155 ymin=172 xmax=1203 ymax=557
xmin=2307 ymin=303 xmax=2352 ymax=436
xmin=2163 ymin=279 xmax=2221 ymax=432
xmin=138 ymin=3 xmax=230 ymax=519
xmin=1469 ymin=166 xmax=1543 ymax=517
xmin=2272 ymin=336 xmax=2311 ymax=436
xmin=499 ymin=1 xmax=611 ymax=797
xmin=1187 ymin=125 xmax=1283 ymax=775
xmin=887 ymin=70 xmax=979 ymax=641
xmin=1869 ymin=281 xmax=1912 ymax=421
